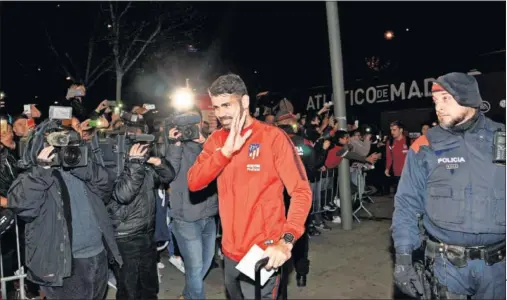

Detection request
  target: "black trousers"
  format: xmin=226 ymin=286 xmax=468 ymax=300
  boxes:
xmin=284 ymin=194 xmax=310 ymax=277
xmin=292 ymin=232 xmax=309 ymax=276
xmin=41 ymin=250 xmax=108 ymax=300
xmin=114 ymin=233 xmax=158 ymax=300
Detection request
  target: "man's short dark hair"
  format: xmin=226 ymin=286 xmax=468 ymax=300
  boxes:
xmin=350 ymin=129 xmax=361 ymax=136
xmin=208 ymin=74 xmax=248 ymax=97
xmin=13 ymin=114 xmax=28 ymax=123
xmin=390 ymin=120 xmax=404 ymax=129
xmin=335 ymin=130 xmax=349 ymax=140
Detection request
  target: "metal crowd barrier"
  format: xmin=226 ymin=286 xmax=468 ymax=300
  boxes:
xmin=0 ymin=218 xmax=27 ymax=300
xmin=350 ymin=163 xmax=374 ymax=223
xmin=310 ymin=164 xmax=376 ymax=222
xmin=310 ymin=168 xmax=338 ymax=216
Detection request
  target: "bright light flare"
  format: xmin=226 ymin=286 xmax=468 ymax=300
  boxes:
xmin=384 ymin=30 xmax=394 ymax=40
xmin=0 ymin=92 xmax=5 ymax=100
xmin=170 ymin=88 xmax=195 ymax=111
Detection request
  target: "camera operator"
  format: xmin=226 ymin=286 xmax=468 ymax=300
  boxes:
xmin=6 ymin=121 xmax=122 ymax=300
xmin=165 ymin=106 xmax=217 ymax=300
xmin=109 ymin=124 xmax=176 ymax=300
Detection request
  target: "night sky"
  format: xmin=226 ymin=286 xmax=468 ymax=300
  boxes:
xmin=1 ymin=1 xmax=505 ymax=115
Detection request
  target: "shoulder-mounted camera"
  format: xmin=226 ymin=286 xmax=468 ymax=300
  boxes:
xmin=98 ymin=129 xmax=155 ymax=176
xmin=164 ymin=112 xmax=201 ymax=142
xmin=42 ymin=106 xmax=88 ymax=168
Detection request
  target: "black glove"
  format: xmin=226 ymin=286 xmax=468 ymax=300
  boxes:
xmin=0 ymin=208 xmax=15 ymax=236
xmin=393 ymin=254 xmax=424 ymax=298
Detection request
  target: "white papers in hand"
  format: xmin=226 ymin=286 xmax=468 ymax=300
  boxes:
xmin=235 ymin=244 xmax=274 ymax=287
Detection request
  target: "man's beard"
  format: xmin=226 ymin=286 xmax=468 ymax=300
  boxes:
xmin=439 ymin=113 xmax=467 ymax=130
xmin=220 ymin=102 xmax=244 ymax=131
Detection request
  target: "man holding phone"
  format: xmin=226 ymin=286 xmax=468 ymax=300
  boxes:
xmin=12 ymin=104 xmax=40 ymax=138
xmin=65 ymin=83 xmax=88 ymax=121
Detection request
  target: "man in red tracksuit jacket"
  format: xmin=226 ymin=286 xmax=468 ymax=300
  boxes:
xmin=384 ymin=121 xmax=410 ymax=192
xmin=188 ymin=74 xmax=312 ymax=299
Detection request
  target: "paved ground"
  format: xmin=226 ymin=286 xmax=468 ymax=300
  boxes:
xmin=107 ymin=196 xmax=396 ymax=299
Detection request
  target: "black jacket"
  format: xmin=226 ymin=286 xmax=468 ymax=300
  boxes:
xmin=280 ymin=125 xmax=325 ymax=183
xmin=7 ymin=161 xmax=123 ymax=286
xmin=108 ymin=158 xmax=175 ymax=238
xmin=0 ymin=147 xmax=18 ymax=197
xmin=0 ymin=147 xmax=18 ymax=251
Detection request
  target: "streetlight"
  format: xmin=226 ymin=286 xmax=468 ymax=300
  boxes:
xmin=384 ymin=30 xmax=394 ymax=40
xmin=66 ymin=76 xmax=71 ymax=80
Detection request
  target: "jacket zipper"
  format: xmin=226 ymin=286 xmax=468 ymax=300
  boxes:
xmin=6 ymin=159 xmax=14 ymax=177
xmin=461 ymin=134 xmax=476 ymax=234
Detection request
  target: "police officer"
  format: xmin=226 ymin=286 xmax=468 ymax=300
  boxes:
xmin=275 ymin=109 xmax=328 ymax=287
xmin=392 ymin=72 xmax=505 ymax=299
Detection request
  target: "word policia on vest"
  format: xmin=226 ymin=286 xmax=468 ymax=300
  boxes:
xmin=437 ymin=157 xmax=466 ymax=164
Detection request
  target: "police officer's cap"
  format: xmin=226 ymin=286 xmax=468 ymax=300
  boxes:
xmin=431 ymin=72 xmax=482 ymax=108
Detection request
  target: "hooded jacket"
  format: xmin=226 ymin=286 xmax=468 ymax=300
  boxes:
xmin=7 ymin=161 xmax=123 ymax=286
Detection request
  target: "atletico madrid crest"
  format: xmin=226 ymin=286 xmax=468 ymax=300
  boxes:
xmin=248 ymin=143 xmax=261 ymax=159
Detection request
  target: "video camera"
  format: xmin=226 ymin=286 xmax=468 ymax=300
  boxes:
xmin=45 ymin=106 xmax=88 ymax=168
xmin=164 ymin=112 xmax=201 ymax=142
xmin=98 ymin=128 xmax=155 ymax=176
xmin=119 ymin=111 xmax=145 ymax=126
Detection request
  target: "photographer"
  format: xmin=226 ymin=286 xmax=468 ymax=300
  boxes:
xmin=6 ymin=122 xmax=122 ymax=300
xmin=109 ymin=134 xmax=175 ymax=300
xmin=165 ymin=107 xmax=218 ymax=300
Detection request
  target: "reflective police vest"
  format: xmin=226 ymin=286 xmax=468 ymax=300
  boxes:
xmin=424 ymin=115 xmax=505 ymax=234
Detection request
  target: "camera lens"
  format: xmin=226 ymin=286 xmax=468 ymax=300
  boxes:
xmin=62 ymin=146 xmax=82 ymax=167
xmin=182 ymin=126 xmax=194 ymax=139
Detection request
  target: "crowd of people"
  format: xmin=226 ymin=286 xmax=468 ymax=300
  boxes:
xmin=0 ymin=74 xmax=391 ymax=300
xmin=0 ymin=72 xmax=504 ymax=300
